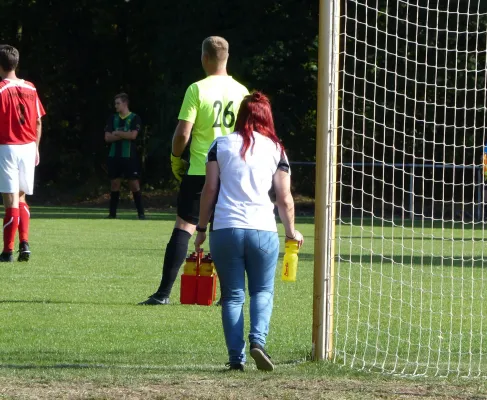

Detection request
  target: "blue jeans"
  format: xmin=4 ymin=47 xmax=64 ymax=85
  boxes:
xmin=210 ymin=228 xmax=279 ymax=364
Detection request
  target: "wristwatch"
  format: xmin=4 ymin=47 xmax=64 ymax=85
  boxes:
xmin=196 ymin=225 xmax=207 ymax=233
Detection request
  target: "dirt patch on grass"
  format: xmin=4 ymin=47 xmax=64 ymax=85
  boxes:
xmin=1 ymin=376 xmax=486 ymax=400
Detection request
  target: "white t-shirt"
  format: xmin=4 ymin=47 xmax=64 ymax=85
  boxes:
xmin=207 ymin=131 xmax=290 ymax=232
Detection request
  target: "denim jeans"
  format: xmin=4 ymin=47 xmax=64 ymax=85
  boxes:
xmin=210 ymin=228 xmax=279 ymax=364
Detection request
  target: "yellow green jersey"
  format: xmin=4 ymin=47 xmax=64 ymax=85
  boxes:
xmin=178 ymin=75 xmax=249 ymax=175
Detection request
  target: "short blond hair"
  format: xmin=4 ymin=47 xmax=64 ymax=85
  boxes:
xmin=202 ymin=36 xmax=229 ymax=62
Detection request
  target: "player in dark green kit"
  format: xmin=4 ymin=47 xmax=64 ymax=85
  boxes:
xmin=104 ymin=93 xmax=145 ymax=219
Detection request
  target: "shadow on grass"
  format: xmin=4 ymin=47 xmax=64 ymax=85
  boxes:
xmin=71 ymin=247 xmax=163 ymax=251
xmin=23 ymin=206 xmax=318 ymax=228
xmin=0 ymin=299 xmax=223 ymax=307
xmin=340 ymin=217 xmax=487 ymax=230
xmin=0 ymin=364 xmax=106 ymax=370
xmin=340 ymin=254 xmax=487 ymax=268
xmin=294 ymin=216 xmax=315 ymax=224
xmin=0 ymin=299 xmax=140 ymax=306
xmin=279 ymin=252 xmax=487 ymax=266
xmin=0 ymin=364 xmax=238 ymax=374
xmin=0 ymin=206 xmax=318 ymax=224
xmin=29 ymin=210 xmax=177 ymax=221
xmin=0 ymin=358 xmax=308 ymax=371
xmin=279 ymin=252 xmax=313 ymax=261
xmin=341 ymin=236 xmax=487 ymax=241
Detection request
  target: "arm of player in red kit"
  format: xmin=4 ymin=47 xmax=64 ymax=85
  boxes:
xmin=35 ymin=94 xmax=46 ymax=166
xmin=35 ymin=119 xmax=42 ymax=166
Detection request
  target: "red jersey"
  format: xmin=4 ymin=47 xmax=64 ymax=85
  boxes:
xmin=0 ymin=79 xmax=46 ymax=145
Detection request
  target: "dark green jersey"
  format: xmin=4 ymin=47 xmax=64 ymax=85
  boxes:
xmin=105 ymin=112 xmax=142 ymax=158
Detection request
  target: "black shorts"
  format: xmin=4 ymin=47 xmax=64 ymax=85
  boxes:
xmin=107 ymin=157 xmax=141 ymax=180
xmin=177 ymin=175 xmax=206 ymax=225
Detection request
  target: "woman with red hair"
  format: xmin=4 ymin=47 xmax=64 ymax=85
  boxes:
xmin=195 ymin=92 xmax=303 ymax=371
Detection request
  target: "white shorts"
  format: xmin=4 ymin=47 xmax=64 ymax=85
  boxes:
xmin=0 ymin=142 xmax=36 ymax=195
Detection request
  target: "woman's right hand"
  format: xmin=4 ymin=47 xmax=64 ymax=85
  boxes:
xmin=286 ymin=230 xmax=304 ymax=248
xmin=194 ymin=231 xmax=207 ymax=251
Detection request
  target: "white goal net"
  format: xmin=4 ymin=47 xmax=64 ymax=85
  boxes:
xmin=333 ymin=0 xmax=487 ymax=376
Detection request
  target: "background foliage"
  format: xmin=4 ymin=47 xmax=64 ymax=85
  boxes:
xmin=1 ymin=0 xmax=486 ymax=202
xmin=0 ymin=0 xmax=319 ymax=200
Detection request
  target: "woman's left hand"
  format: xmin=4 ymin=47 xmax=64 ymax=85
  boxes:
xmin=194 ymin=231 xmax=207 ymax=251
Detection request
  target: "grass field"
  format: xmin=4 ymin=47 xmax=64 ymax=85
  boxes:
xmin=335 ymin=220 xmax=487 ymax=377
xmin=1 ymin=207 xmax=487 ymax=399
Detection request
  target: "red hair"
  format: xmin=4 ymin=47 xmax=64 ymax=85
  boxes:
xmin=234 ymin=92 xmax=283 ymax=159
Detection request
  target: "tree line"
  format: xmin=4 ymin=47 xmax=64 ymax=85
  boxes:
xmin=0 ymin=0 xmax=318 ymax=200
xmin=1 ymin=0 xmax=485 ymax=202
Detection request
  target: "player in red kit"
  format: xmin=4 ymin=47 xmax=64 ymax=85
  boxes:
xmin=0 ymin=45 xmax=45 ymax=262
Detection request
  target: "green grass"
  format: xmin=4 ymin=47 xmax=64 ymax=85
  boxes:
xmin=0 ymin=207 xmax=314 ymax=369
xmin=2 ymin=208 xmax=487 ymax=398
xmin=334 ymin=219 xmax=487 ymax=377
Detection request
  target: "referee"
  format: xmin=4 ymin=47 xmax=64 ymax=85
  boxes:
xmin=139 ymin=36 xmax=248 ymax=305
xmin=104 ymin=93 xmax=145 ymax=220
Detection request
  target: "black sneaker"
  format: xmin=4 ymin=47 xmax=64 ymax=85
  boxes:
xmin=18 ymin=241 xmax=30 ymax=262
xmin=0 ymin=252 xmax=14 ymax=262
xmin=250 ymin=343 xmax=274 ymax=371
xmin=225 ymin=362 xmax=244 ymax=371
xmin=138 ymin=294 xmax=170 ymax=305
xmin=138 ymin=214 xmax=146 ymax=220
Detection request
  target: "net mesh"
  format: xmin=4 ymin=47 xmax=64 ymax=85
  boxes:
xmin=334 ymin=0 xmax=487 ymax=376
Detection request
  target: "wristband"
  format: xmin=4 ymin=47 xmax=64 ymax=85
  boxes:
xmin=286 ymin=232 xmax=297 ymax=240
xmin=196 ymin=225 xmax=207 ymax=233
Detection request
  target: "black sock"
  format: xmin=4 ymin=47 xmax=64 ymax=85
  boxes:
xmin=132 ymin=190 xmax=144 ymax=216
xmin=156 ymin=228 xmax=192 ymax=297
xmin=109 ymin=191 xmax=120 ymax=217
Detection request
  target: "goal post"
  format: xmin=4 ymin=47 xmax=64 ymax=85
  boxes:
xmin=312 ymin=0 xmax=340 ymax=361
xmin=314 ymin=0 xmax=487 ymax=376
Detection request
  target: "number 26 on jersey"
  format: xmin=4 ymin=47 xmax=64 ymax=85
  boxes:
xmin=212 ymin=100 xmax=235 ymax=128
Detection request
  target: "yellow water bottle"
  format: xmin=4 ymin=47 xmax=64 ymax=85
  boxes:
xmin=183 ymin=252 xmax=198 ymax=275
xmin=281 ymin=240 xmax=299 ymax=282
xmin=199 ymin=253 xmax=215 ymax=276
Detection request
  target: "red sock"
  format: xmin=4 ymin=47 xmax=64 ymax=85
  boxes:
xmin=3 ymin=208 xmax=19 ymax=253
xmin=19 ymin=202 xmax=30 ymax=243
